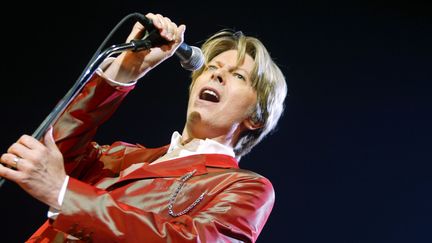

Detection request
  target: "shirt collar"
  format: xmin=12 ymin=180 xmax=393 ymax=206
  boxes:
xmin=167 ymin=131 xmax=235 ymax=158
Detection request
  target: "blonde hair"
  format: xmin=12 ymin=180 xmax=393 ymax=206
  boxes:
xmin=191 ymin=30 xmax=287 ymax=160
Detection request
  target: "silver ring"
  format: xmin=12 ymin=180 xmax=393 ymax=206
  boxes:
xmin=12 ymin=157 xmax=20 ymax=169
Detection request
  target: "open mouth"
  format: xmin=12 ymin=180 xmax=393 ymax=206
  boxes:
xmin=199 ymin=88 xmax=220 ymax=103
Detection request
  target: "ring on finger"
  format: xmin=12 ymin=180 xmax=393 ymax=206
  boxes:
xmin=12 ymin=157 xmax=20 ymax=169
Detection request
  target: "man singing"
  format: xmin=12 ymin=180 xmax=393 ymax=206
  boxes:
xmin=0 ymin=13 xmax=287 ymax=242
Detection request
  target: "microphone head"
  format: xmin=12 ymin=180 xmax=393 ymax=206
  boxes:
xmin=179 ymin=46 xmax=205 ymax=71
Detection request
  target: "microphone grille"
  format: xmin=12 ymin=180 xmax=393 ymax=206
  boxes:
xmin=180 ymin=46 xmax=205 ymax=71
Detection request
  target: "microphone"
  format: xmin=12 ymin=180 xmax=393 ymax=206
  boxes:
xmin=175 ymin=43 xmax=204 ymax=71
xmin=133 ymin=15 xmax=204 ymax=71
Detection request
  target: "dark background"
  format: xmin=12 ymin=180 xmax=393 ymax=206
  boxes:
xmin=0 ymin=1 xmax=431 ymax=242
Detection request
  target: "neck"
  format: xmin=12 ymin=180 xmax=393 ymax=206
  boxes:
xmin=180 ymin=124 xmax=241 ymax=149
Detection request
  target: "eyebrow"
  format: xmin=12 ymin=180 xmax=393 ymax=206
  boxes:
xmin=214 ymin=60 xmax=251 ymax=77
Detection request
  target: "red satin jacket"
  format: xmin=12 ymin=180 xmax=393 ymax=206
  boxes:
xmin=26 ymin=74 xmax=275 ymax=243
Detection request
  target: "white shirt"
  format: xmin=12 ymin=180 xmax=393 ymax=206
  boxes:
xmin=161 ymin=131 xmax=235 ymax=161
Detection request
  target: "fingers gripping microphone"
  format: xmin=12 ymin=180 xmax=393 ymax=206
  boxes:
xmin=133 ymin=15 xmax=204 ymax=71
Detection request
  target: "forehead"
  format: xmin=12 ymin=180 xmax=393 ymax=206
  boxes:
xmin=210 ymin=50 xmax=255 ymax=73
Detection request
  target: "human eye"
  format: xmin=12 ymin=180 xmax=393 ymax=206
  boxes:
xmin=206 ymin=65 xmax=217 ymax=71
xmin=233 ymin=73 xmax=246 ymax=81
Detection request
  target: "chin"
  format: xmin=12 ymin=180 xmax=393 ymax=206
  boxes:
xmin=186 ymin=111 xmax=217 ymax=139
xmin=187 ymin=111 xmax=202 ymax=125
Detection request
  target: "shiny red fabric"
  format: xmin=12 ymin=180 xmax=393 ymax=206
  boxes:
xmin=26 ymin=74 xmax=275 ymax=243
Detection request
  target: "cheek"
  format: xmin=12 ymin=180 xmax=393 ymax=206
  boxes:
xmin=189 ymin=79 xmax=205 ymax=99
xmin=188 ymin=85 xmax=200 ymax=102
xmin=226 ymin=89 xmax=257 ymax=114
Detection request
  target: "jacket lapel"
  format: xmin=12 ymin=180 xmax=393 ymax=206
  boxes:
xmin=114 ymin=153 xmax=239 ymax=186
xmin=119 ymin=144 xmax=170 ymax=171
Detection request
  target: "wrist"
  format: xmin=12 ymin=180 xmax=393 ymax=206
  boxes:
xmin=48 ymin=175 xmax=69 ymax=209
xmin=104 ymin=54 xmax=149 ymax=83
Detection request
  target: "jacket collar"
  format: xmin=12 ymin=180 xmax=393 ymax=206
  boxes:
xmin=121 ymin=153 xmax=238 ymax=180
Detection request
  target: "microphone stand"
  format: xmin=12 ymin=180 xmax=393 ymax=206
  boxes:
xmin=0 ymin=37 xmax=153 ymax=188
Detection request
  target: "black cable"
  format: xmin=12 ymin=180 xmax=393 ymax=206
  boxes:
xmin=78 ymin=12 xmax=144 ymax=85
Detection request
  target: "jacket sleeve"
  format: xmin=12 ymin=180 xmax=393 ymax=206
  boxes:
xmin=52 ymin=73 xmax=134 ymax=176
xmin=52 ymin=175 xmax=275 ymax=243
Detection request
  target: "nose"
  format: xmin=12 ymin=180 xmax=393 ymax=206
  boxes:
xmin=211 ymin=69 xmax=225 ymax=84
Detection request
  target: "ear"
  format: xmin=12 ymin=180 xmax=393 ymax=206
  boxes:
xmin=243 ymin=117 xmax=263 ymax=131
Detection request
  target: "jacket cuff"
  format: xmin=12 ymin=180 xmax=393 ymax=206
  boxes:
xmin=96 ymin=57 xmax=138 ymax=89
xmin=51 ymin=177 xmax=104 ymax=239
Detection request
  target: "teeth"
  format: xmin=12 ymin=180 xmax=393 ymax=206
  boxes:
xmin=200 ymin=89 xmax=220 ymax=102
xmin=203 ymin=90 xmax=218 ymax=99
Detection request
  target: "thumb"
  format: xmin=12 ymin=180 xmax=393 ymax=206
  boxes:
xmin=176 ymin=24 xmax=186 ymax=44
xmin=43 ymin=126 xmax=57 ymax=150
